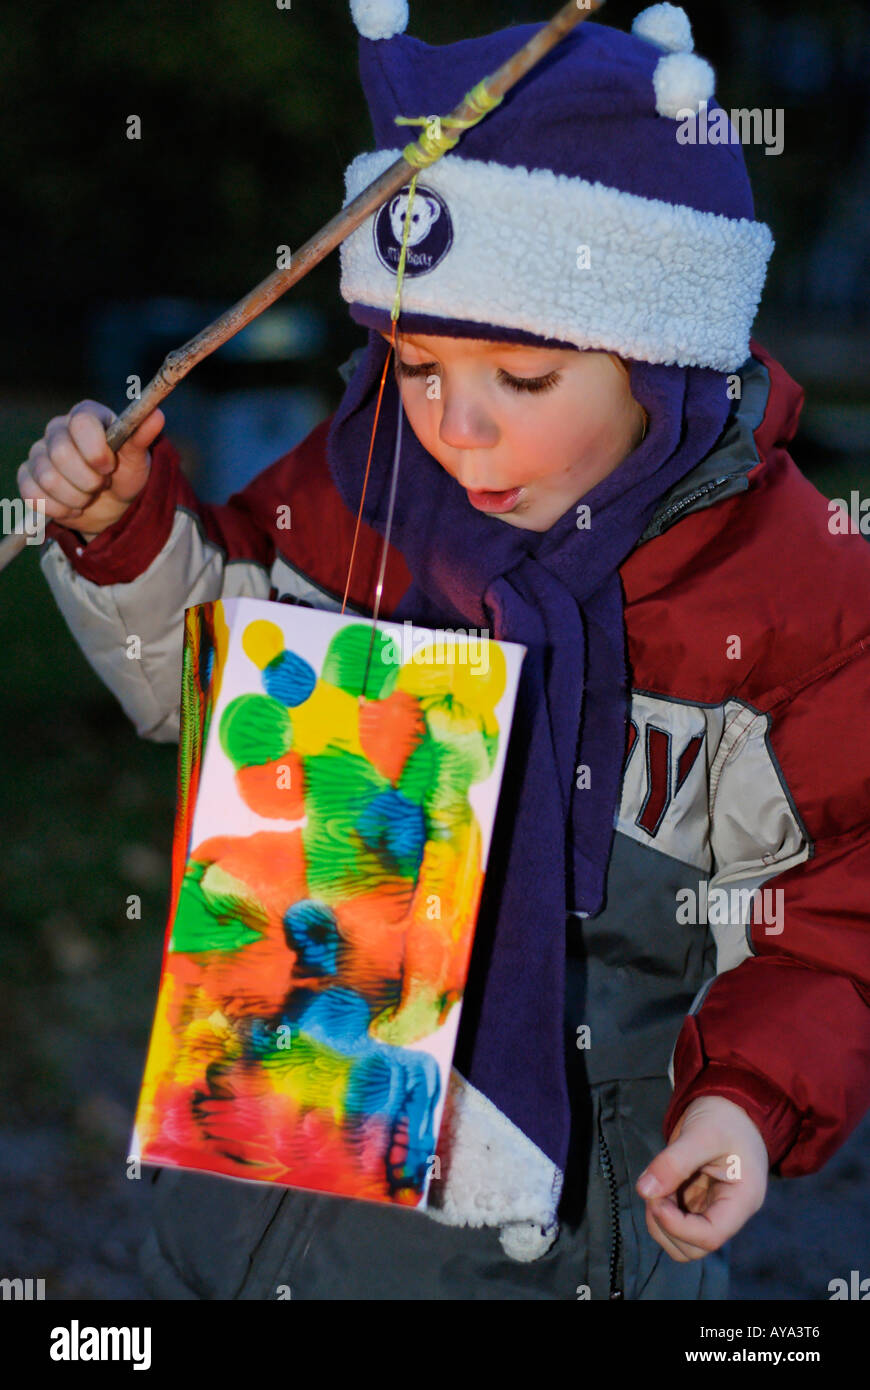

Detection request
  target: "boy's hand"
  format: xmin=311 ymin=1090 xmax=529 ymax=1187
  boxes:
xmin=18 ymin=401 xmax=165 ymax=541
xmin=635 ymin=1094 xmax=769 ymax=1261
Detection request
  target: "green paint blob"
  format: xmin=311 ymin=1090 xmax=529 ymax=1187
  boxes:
xmin=396 ymin=735 xmax=440 ymax=805
xmin=322 ymin=624 xmax=399 ymax=700
xmin=398 ymin=715 xmax=492 ymax=833
xmin=170 ymin=863 xmax=265 ymax=953
xmin=424 ymin=700 xmax=494 ymax=788
xmin=261 ymin=1033 xmax=353 ymax=1122
xmin=302 ymin=749 xmax=392 ymax=899
xmin=371 ymin=989 xmax=441 ymax=1046
xmin=199 ymin=863 xmax=270 ymax=929
xmin=424 ymin=739 xmax=481 ymax=806
xmin=482 ymin=729 xmax=499 ymax=776
xmin=219 ymin=693 xmax=293 ymax=769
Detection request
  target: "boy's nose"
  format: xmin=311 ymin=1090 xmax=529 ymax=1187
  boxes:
xmin=437 ymin=391 xmax=499 ymax=455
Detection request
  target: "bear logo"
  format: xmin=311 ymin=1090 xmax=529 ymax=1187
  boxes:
xmin=373 ymin=184 xmax=453 ymax=278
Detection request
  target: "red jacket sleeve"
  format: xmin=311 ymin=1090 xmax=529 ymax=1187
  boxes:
xmin=664 ymin=638 xmax=870 ymax=1175
xmin=44 ymin=414 xmax=412 ymax=614
xmin=45 ymin=430 xmax=275 ymax=587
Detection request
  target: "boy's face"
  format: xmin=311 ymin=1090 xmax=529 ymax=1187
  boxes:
xmin=379 ymin=330 xmax=648 ymax=532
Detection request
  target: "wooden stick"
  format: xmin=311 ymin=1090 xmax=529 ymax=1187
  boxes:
xmin=0 ymin=0 xmax=604 ymax=574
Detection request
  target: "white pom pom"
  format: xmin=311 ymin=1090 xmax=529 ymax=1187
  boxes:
xmin=653 ymin=52 xmax=715 ymax=118
xmin=350 ymin=0 xmax=408 ymax=41
xmin=632 ymin=4 xmax=694 ymax=54
xmin=499 ymin=1221 xmax=560 ymax=1263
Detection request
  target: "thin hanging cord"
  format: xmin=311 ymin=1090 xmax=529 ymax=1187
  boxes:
xmin=340 ymin=318 xmax=397 ymax=617
xmin=339 ymin=170 xmax=422 ymax=698
xmin=359 ymin=368 xmax=406 ymax=699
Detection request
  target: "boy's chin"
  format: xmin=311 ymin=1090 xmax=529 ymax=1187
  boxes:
xmin=499 ymin=496 xmax=592 ymax=534
xmin=491 ymin=507 xmax=550 ymax=533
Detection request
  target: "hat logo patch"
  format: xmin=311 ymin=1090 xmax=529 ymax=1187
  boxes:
xmin=373 ymin=184 xmax=453 ymax=276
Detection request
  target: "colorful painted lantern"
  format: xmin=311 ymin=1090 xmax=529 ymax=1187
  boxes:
xmin=132 ymin=597 xmax=524 ymax=1208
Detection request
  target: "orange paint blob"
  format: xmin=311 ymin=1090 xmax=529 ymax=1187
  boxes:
xmin=235 ymin=752 xmax=305 ymax=820
xmin=359 ymin=689 xmax=426 ymax=783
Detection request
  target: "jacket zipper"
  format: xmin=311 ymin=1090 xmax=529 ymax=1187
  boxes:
xmin=649 ymin=474 xmax=744 ymax=534
xmin=597 ymin=1117 xmax=624 ymax=1300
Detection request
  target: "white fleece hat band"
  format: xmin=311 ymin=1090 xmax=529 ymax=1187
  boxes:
xmin=340 ymin=147 xmax=774 ymax=371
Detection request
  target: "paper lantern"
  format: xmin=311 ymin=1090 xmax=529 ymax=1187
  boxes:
xmin=131 ymin=597 xmax=524 ymax=1208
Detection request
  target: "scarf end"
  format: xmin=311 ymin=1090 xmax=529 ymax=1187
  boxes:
xmin=424 ymin=1068 xmax=563 ymax=1262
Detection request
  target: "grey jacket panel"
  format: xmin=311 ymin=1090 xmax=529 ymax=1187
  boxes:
xmin=569 ymin=832 xmax=718 ymax=1088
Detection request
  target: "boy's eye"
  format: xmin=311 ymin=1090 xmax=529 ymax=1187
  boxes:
xmin=397 ymin=359 xmax=438 ymax=379
xmin=497 ymin=368 xmax=561 ymax=394
xmin=396 ymin=360 xmax=561 ymax=394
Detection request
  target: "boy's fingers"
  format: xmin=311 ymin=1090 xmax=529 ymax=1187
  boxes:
xmin=17 ymin=461 xmax=88 ymax=520
xmin=67 ymin=410 xmax=117 ymax=473
xmin=646 ymin=1203 xmax=705 ymax=1262
xmin=37 ymin=418 xmax=111 ymax=490
xmin=17 ymin=399 xmax=159 ymax=533
xmin=18 ymin=453 xmax=103 ymax=512
xmin=637 ymin=1130 xmax=713 ymax=1199
xmin=47 ymin=405 xmax=112 ymax=464
xmin=679 ymin=1171 xmax=714 ymax=1214
xmin=34 ymin=432 xmax=110 ymax=496
xmin=68 ymin=399 xmax=118 ymax=430
xmin=647 ymin=1187 xmax=746 ymax=1252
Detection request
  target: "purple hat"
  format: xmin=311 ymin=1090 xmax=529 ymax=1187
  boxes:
xmin=340 ymin=1 xmax=774 ymax=370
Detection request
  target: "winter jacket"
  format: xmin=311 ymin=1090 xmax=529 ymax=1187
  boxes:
xmin=39 ymin=341 xmax=870 ymax=1300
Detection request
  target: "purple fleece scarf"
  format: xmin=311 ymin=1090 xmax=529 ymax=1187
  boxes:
xmin=327 ymin=328 xmax=731 ymax=1175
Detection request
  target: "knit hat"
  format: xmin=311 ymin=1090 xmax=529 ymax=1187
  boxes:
xmin=327 ymin=3 xmax=771 ymax=1262
xmin=340 ymin=0 xmax=774 ymax=369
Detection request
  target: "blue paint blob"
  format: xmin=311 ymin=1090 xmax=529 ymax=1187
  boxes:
xmin=355 ymin=788 xmax=426 ymax=878
xmin=301 ymin=988 xmax=371 ymax=1050
xmin=263 ymin=649 xmax=317 ymax=707
xmin=283 ymin=899 xmax=340 ymax=975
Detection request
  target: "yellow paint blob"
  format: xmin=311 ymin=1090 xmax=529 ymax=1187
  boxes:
xmin=290 ymin=680 xmax=363 ymax=757
xmin=453 ymin=641 xmax=506 ymax=712
xmin=242 ymin=619 xmax=286 ymax=671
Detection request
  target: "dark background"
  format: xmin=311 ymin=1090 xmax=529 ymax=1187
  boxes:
xmin=1 ymin=0 xmax=868 ymax=1300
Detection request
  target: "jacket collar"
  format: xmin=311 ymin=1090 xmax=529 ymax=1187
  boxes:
xmin=638 ymin=354 xmax=772 ymax=542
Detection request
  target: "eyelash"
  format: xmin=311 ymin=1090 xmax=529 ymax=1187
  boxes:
xmin=397 ymin=360 xmax=562 ymax=394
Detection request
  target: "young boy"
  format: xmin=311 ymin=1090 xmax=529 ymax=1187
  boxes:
xmin=20 ymin=4 xmax=870 ymax=1300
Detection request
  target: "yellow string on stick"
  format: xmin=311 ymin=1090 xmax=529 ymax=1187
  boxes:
xmin=341 ymin=81 xmax=503 ymax=612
